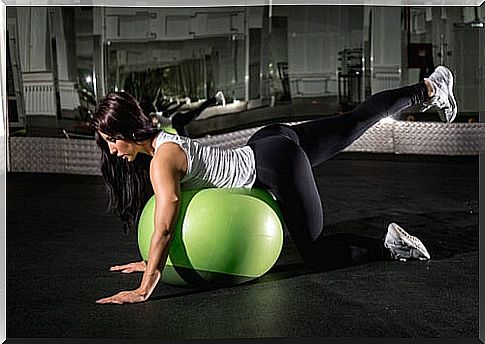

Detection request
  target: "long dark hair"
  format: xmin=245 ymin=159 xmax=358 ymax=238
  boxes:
xmin=91 ymin=91 xmax=159 ymax=233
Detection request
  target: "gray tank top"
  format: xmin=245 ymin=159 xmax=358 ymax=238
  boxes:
xmin=154 ymin=131 xmax=256 ymax=189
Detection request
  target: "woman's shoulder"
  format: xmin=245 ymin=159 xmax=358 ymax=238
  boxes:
xmin=154 ymin=131 xmax=185 ymax=149
xmin=151 ymin=138 xmax=188 ymax=178
xmin=153 ymin=131 xmax=189 ymax=161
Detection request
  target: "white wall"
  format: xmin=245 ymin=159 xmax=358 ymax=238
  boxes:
xmin=105 ymin=7 xmax=247 ymax=41
xmin=16 ymin=7 xmax=50 ymax=73
xmin=284 ymin=6 xmax=364 ymax=97
xmin=370 ymin=7 xmax=402 ymax=93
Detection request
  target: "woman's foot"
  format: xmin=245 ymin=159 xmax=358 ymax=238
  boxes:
xmin=384 ymin=223 xmax=431 ymax=261
xmin=422 ymin=66 xmax=457 ymax=123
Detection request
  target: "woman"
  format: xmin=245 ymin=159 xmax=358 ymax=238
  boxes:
xmin=93 ymin=66 xmax=457 ymax=305
xmin=141 ymin=91 xmax=226 ymax=137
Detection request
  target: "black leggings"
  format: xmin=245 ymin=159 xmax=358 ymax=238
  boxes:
xmin=172 ymin=96 xmax=218 ymax=136
xmin=247 ymin=83 xmax=428 ymax=269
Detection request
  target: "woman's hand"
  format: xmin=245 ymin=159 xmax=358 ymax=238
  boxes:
xmin=109 ymin=260 xmax=147 ymax=274
xmin=96 ymin=269 xmax=161 ymax=305
xmin=95 ymin=289 xmax=147 ymax=305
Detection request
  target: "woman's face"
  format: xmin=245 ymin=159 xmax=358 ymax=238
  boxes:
xmin=98 ymin=131 xmax=140 ymax=162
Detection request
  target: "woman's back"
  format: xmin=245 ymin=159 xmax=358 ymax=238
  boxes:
xmin=154 ymin=131 xmax=256 ymax=189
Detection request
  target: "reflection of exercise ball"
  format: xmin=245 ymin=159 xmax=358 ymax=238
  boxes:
xmin=160 ymin=125 xmax=178 ymax=135
xmin=138 ymin=188 xmax=284 ymax=286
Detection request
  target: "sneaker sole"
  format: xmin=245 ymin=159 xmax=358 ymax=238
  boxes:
xmin=437 ymin=66 xmax=457 ymax=123
xmin=445 ymin=69 xmax=457 ymax=123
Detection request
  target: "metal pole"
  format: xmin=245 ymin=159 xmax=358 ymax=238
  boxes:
xmin=100 ymin=7 xmax=106 ymax=97
xmin=48 ymin=9 xmax=62 ymax=121
xmin=244 ymin=8 xmax=249 ymax=102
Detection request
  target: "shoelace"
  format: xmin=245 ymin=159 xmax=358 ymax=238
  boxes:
xmin=385 ymin=242 xmax=413 ymax=260
xmin=422 ymin=85 xmax=450 ymax=116
xmin=386 ymin=241 xmax=424 ymax=260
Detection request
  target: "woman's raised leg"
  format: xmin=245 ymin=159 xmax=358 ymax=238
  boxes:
xmin=291 ymin=66 xmax=456 ymax=167
xmin=291 ymin=83 xmax=429 ymax=167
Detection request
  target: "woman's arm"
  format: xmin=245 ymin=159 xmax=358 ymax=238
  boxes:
xmin=96 ymin=143 xmax=187 ymax=304
xmin=137 ymin=142 xmax=185 ymax=297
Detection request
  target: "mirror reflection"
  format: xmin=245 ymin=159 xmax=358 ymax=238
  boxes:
xmin=5 ymin=5 xmax=484 ymax=139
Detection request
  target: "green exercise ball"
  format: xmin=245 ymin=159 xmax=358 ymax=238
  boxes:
xmin=138 ymin=188 xmax=284 ymax=286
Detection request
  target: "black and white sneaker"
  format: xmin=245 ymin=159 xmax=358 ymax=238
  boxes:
xmin=384 ymin=223 xmax=431 ymax=262
xmin=421 ymin=66 xmax=457 ymax=123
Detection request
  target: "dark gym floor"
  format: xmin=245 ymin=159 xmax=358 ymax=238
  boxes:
xmin=6 ymin=153 xmax=479 ymax=339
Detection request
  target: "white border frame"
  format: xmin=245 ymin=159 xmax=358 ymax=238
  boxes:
xmin=0 ymin=1 xmax=483 ymax=344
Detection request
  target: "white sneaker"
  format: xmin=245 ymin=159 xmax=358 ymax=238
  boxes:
xmin=384 ymin=223 xmax=431 ymax=261
xmin=215 ymin=91 xmax=226 ymax=107
xmin=421 ymin=66 xmax=457 ymax=123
